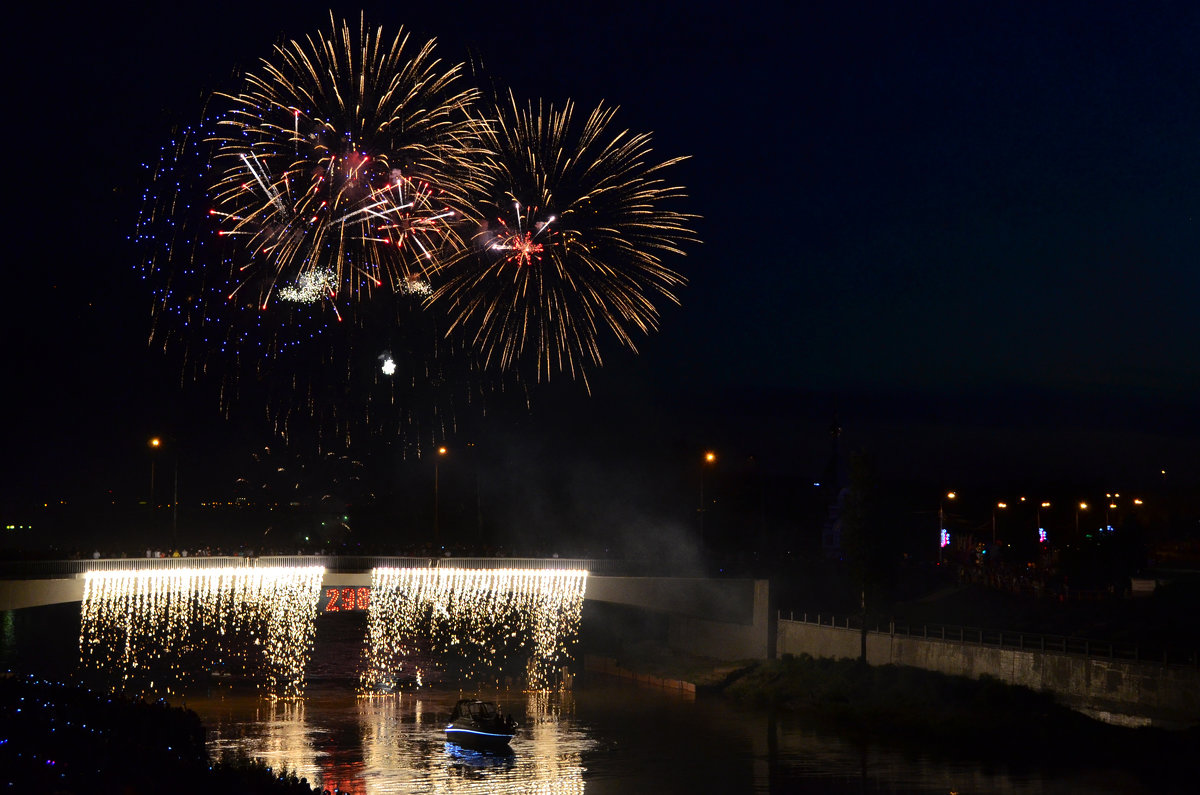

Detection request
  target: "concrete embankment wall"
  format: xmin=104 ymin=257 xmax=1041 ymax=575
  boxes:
xmin=585 ymin=577 xmax=772 ymax=660
xmin=667 ymin=579 xmax=771 ymax=660
xmin=778 ymin=618 xmax=1200 ymax=724
xmin=584 ymin=655 xmax=696 ymax=694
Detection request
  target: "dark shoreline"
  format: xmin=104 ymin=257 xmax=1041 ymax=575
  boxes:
xmin=0 ymin=673 xmax=323 ymax=794
xmin=719 ymin=654 xmax=1197 ymax=791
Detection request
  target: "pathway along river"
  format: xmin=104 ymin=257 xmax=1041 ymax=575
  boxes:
xmin=0 ymin=602 xmax=1171 ymax=793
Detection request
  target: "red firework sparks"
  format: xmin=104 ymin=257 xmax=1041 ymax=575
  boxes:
xmin=503 ymin=230 xmax=543 ymax=266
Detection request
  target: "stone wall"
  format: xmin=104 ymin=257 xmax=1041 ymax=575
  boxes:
xmin=778 ymin=618 xmax=1200 ymax=725
xmin=667 ymin=580 xmax=772 ymax=660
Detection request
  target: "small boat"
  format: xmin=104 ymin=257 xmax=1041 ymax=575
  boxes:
xmin=445 ymin=699 xmax=517 ymax=748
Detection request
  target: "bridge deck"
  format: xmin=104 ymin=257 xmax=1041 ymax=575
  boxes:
xmin=0 ymin=556 xmax=628 ymax=580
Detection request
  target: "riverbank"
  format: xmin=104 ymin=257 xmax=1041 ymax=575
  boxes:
xmin=0 ymin=673 xmax=323 ymax=793
xmin=739 ymin=656 xmax=1197 ymax=790
xmin=593 ymin=646 xmax=1196 ymax=791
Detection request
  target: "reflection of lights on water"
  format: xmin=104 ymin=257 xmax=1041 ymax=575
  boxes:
xmin=258 ymin=700 xmax=317 ymax=785
xmin=353 ymin=693 xmax=584 ymax=794
xmin=79 ymin=567 xmax=324 ymax=699
xmin=363 ymin=568 xmax=587 ymax=691
xmin=202 ymin=690 xmax=590 ymax=794
xmin=522 ymin=690 xmax=585 ymax=795
xmin=357 ymin=693 xmax=407 ymax=787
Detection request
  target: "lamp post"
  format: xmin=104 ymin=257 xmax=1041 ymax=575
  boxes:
xmin=148 ymin=437 xmax=160 ymax=508
xmin=938 ymin=491 xmax=956 ymax=564
xmin=1076 ymin=502 xmax=1088 ymax=537
xmin=993 ymin=502 xmax=1007 ymax=546
xmin=434 ymin=446 xmax=447 ymax=544
xmin=148 ymin=437 xmax=178 ymax=549
xmin=468 ymin=441 xmax=482 ymax=546
xmin=1038 ymin=502 xmax=1050 ymax=544
xmin=699 ymin=451 xmax=716 ymax=543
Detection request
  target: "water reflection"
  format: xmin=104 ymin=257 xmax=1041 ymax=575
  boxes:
xmin=195 ymin=682 xmax=1146 ymax=795
xmin=3 ymin=601 xmax=1173 ymax=793
xmin=196 ymin=688 xmax=591 ymax=794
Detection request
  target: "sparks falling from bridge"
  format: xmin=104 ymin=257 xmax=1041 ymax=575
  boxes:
xmin=79 ymin=567 xmax=325 ymax=699
xmin=363 ymin=568 xmax=588 ymax=691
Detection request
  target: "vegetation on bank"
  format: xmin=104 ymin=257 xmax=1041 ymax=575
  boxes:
xmin=722 ymin=654 xmax=1196 ymax=785
xmin=0 ymin=673 xmax=321 ymax=794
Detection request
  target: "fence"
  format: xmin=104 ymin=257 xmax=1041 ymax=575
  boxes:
xmin=0 ymin=556 xmax=628 ymax=580
xmin=779 ymin=610 xmax=1200 ymax=669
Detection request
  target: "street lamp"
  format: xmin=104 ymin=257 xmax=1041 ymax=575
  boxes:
xmin=434 ymin=446 xmax=447 ymax=544
xmin=699 ymin=451 xmax=717 ymax=543
xmin=993 ymin=502 xmax=1007 ymax=545
xmin=148 ymin=437 xmax=178 ymax=548
xmin=468 ymin=441 xmax=482 ymax=545
xmin=1038 ymin=502 xmax=1050 ymax=544
xmin=1076 ymin=502 xmax=1088 ymax=536
xmin=148 ymin=437 xmax=161 ymax=507
xmin=938 ymin=491 xmax=956 ymax=563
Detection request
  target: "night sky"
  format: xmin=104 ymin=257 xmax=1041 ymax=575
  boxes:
xmin=5 ymin=1 xmax=1198 ymax=544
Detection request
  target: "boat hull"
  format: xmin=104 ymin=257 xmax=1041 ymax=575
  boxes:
xmin=445 ymin=725 xmax=516 ymax=749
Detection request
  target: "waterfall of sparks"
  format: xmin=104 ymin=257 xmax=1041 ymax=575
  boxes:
xmin=362 ymin=568 xmax=588 ymax=691
xmin=79 ymin=566 xmax=325 ymax=699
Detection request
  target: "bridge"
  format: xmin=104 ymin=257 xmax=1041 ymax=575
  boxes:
xmin=0 ymin=556 xmax=772 ymax=660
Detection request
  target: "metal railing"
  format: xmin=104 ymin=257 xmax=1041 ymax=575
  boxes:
xmin=258 ymin=555 xmax=616 ymax=573
xmin=779 ymin=610 xmax=1200 ymax=669
xmin=0 ymin=555 xmax=630 ymax=580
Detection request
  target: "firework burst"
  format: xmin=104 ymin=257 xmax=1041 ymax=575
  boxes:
xmin=137 ymin=17 xmax=697 ymax=450
xmin=209 ymin=13 xmax=482 ymax=306
xmin=430 ymin=92 xmax=697 ymax=390
xmin=135 ymin=16 xmax=487 ymax=453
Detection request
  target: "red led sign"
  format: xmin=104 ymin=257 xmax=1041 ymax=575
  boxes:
xmin=323 ymin=586 xmax=371 ymax=612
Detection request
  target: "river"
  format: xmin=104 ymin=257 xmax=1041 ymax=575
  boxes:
xmin=0 ymin=603 xmax=1170 ymax=793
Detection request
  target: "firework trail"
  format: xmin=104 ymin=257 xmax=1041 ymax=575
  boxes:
xmin=429 ymin=91 xmax=697 ymax=391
